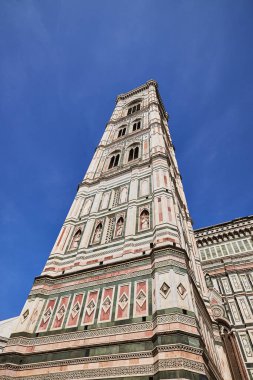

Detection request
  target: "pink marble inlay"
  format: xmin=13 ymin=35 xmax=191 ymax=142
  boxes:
xmin=116 ymin=284 xmax=130 ymax=320
xmin=99 ymin=287 xmax=114 ymax=322
xmin=135 ymin=280 xmax=148 ymax=317
xmin=66 ymin=293 xmax=84 ymax=327
xmin=82 ymin=290 xmax=99 ymax=325
xmin=38 ymin=299 xmax=57 ymax=332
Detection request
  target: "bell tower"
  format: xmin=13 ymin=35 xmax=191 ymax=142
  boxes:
xmin=1 ymin=81 xmax=232 ymax=380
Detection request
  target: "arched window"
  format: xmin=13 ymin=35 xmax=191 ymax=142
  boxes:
xmin=134 ymin=146 xmax=139 ymax=159
xmin=127 ymin=103 xmax=141 ymax=115
xmin=109 ymin=156 xmax=115 ymax=169
xmin=128 ymin=148 xmax=134 ymax=162
xmin=118 ymin=127 xmax=126 ymax=138
xmin=115 ymin=153 xmax=120 ymax=166
xmin=128 ymin=146 xmax=139 ymax=162
xmin=140 ymin=209 xmax=150 ymax=230
xmin=133 ymin=120 xmax=141 ymax=132
xmin=108 ymin=153 xmax=120 ymax=169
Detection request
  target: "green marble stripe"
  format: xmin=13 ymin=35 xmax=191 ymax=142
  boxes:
xmin=0 ymin=334 xmax=201 ymax=366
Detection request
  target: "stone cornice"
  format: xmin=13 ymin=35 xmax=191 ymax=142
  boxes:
xmin=116 ymin=80 xmax=158 ymax=101
xmin=0 ymin=344 xmax=202 ymax=371
xmin=8 ymin=313 xmax=197 ymax=348
xmin=194 ymin=215 xmax=253 ymax=237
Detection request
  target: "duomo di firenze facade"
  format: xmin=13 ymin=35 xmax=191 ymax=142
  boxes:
xmin=0 ymin=81 xmax=252 ymax=380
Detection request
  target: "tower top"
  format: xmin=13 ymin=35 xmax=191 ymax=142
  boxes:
xmin=116 ymin=80 xmax=168 ymax=120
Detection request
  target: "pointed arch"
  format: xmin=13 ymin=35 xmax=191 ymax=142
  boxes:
xmin=70 ymin=228 xmax=82 ymax=250
xmin=132 ymin=119 xmax=141 ymax=132
xmin=108 ymin=151 xmax=121 ymax=170
xmin=128 ymin=144 xmax=140 ymax=162
xmin=128 ymin=148 xmax=134 ymax=161
xmin=93 ymin=222 xmax=103 ymax=244
xmin=117 ymin=125 xmax=127 ymax=138
xmin=115 ymin=216 xmax=124 ymax=237
xmin=140 ymin=209 xmax=150 ymax=230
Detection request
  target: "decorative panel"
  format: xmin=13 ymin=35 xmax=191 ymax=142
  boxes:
xmin=100 ymin=191 xmax=111 ymax=210
xmin=115 ymin=283 xmax=131 ymax=320
xmin=66 ymin=293 xmax=84 ymax=328
xmin=240 ymin=274 xmax=251 ymax=291
xmin=51 ymin=296 xmax=70 ymax=330
xmin=37 ymin=298 xmax=57 ymax=332
xmin=229 ymin=274 xmax=243 ymax=292
xmin=228 ymin=300 xmax=242 ymax=324
xmin=221 ymin=277 xmax=232 ymax=294
xmin=82 ymin=289 xmax=100 ymax=325
xmin=134 ymin=280 xmax=148 ymax=317
xmin=239 ymin=333 xmax=253 ymax=358
xmin=237 ymin=296 xmax=253 ymax=322
xmin=98 ymin=287 xmax=115 ymax=323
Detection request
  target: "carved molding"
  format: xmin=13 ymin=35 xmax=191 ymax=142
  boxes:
xmin=0 ymin=344 xmax=203 ymax=371
xmin=8 ymin=313 xmax=196 ymax=348
xmin=0 ymin=358 xmax=206 ymax=379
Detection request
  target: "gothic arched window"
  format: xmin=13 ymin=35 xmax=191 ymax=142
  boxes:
xmin=128 ymin=146 xmax=139 ymax=162
xmin=118 ymin=126 xmax=126 ymax=138
xmin=133 ymin=120 xmax=141 ymax=132
xmin=127 ymin=103 xmax=141 ymax=115
xmin=108 ymin=153 xmax=120 ymax=169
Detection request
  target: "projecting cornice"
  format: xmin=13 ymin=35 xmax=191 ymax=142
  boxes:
xmin=116 ymin=80 xmax=158 ymax=101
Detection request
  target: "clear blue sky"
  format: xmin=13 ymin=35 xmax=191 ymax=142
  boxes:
xmin=0 ymin=0 xmax=252 ymax=320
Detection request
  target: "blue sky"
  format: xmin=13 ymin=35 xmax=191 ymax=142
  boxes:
xmin=0 ymin=0 xmax=252 ymax=319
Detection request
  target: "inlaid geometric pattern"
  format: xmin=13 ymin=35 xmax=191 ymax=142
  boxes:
xmin=86 ymin=299 xmax=96 ymax=316
xmin=99 ymin=287 xmax=114 ymax=322
xmin=71 ymin=302 xmax=81 ymax=318
xmin=136 ymin=290 xmax=146 ymax=308
xmin=118 ymin=293 xmax=128 ymax=310
xmin=42 ymin=307 xmax=52 ymax=324
xmin=177 ymin=283 xmax=187 ymax=299
xmin=134 ymin=280 xmax=148 ymax=317
xmin=37 ymin=298 xmax=57 ymax=332
xmin=52 ymin=296 xmax=70 ymax=330
xmin=160 ymin=282 xmax=170 ymax=299
xmin=56 ymin=304 xmax=66 ymax=320
xmin=66 ymin=293 xmax=84 ymax=328
xmin=116 ymin=283 xmax=131 ymax=320
xmin=82 ymin=290 xmax=99 ymax=325
xmin=102 ymin=296 xmax=112 ymax=313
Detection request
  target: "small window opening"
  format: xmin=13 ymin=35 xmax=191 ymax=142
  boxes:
xmin=109 ymin=154 xmax=120 ymax=169
xmin=109 ymin=156 xmax=115 ymax=169
xmin=114 ymin=154 xmax=120 ymax=166
xmin=128 ymin=103 xmax=141 ymax=115
xmin=128 ymin=148 xmax=134 ymax=162
xmin=118 ymin=127 xmax=126 ymax=138
xmin=134 ymin=146 xmax=139 ymax=159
